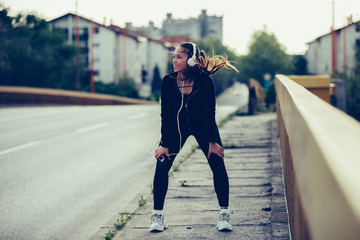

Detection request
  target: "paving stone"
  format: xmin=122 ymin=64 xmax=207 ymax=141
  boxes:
xmin=110 ymin=113 xmax=290 ymax=240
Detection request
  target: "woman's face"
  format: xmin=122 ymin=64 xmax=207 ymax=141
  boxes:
xmin=172 ymin=46 xmax=188 ymax=73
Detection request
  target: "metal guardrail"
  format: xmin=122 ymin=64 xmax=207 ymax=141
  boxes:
xmin=0 ymin=86 xmax=156 ymax=105
xmin=275 ymin=74 xmax=360 ymax=240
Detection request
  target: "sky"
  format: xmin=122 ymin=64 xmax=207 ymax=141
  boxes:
xmin=2 ymin=0 xmax=360 ymax=55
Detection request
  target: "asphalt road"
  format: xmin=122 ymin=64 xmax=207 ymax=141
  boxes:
xmin=0 ymin=83 xmax=248 ymax=240
xmin=0 ymin=105 xmax=162 ymax=240
xmin=217 ymin=82 xmax=249 ymax=106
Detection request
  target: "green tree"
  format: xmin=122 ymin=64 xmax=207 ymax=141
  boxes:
xmin=346 ymin=40 xmax=360 ymax=121
xmin=117 ymin=74 xmax=139 ymax=98
xmin=238 ymin=27 xmax=293 ymax=86
xmin=0 ymin=5 xmax=77 ymax=89
xmin=291 ymin=55 xmax=308 ymax=75
xmin=151 ymin=65 xmax=162 ymax=100
xmin=94 ymin=73 xmax=139 ymax=98
xmin=0 ymin=6 xmax=13 ymax=80
xmin=347 ymin=75 xmax=360 ymax=121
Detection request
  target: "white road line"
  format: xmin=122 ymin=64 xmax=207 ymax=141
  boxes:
xmin=0 ymin=141 xmax=41 ymax=157
xmin=128 ymin=113 xmax=147 ymax=120
xmin=75 ymin=122 xmax=110 ymax=133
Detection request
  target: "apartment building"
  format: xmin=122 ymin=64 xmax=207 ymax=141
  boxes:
xmin=49 ymin=13 xmax=169 ymax=95
xmin=306 ymin=20 xmax=360 ymax=77
xmin=139 ymin=10 xmax=223 ymax=44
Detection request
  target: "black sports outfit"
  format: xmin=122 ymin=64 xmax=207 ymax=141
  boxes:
xmin=153 ymin=71 xmax=230 ymax=210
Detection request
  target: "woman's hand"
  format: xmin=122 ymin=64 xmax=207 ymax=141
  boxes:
xmin=155 ymin=146 xmax=170 ymax=160
xmin=207 ymin=142 xmax=224 ymax=160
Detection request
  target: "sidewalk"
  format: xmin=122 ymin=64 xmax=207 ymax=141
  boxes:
xmin=108 ymin=113 xmax=290 ymax=239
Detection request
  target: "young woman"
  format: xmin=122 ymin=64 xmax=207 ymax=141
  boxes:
xmin=150 ymin=42 xmax=238 ymax=232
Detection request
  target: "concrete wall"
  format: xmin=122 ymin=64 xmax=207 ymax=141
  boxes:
xmin=275 ymin=74 xmax=360 ymax=240
xmin=207 ymin=15 xmax=223 ymax=40
xmin=95 ymin=26 xmax=116 ymax=84
xmin=306 ymin=41 xmax=318 ymax=75
xmin=116 ymin=33 xmax=141 ymax=84
xmin=337 ymin=23 xmax=359 ymax=75
xmin=147 ymin=40 xmax=169 ymax=81
xmin=286 ymin=75 xmax=331 ymax=103
xmin=139 ymin=39 xmax=149 ymax=83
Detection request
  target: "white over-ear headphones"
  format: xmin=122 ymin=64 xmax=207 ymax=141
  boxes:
xmin=187 ymin=43 xmax=197 ymax=67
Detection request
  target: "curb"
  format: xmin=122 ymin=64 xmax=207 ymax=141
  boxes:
xmin=89 ymin=137 xmax=199 ymax=240
xmin=89 ymin=183 xmax=152 ymax=240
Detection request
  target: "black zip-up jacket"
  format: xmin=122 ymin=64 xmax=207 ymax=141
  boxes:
xmin=160 ymin=71 xmax=220 ymax=151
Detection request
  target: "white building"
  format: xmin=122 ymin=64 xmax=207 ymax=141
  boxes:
xmin=49 ymin=13 xmax=170 ymax=95
xmin=161 ymin=14 xmax=201 ymax=41
xmin=306 ymin=20 xmax=360 ymax=77
xmin=139 ymin=10 xmax=223 ymax=43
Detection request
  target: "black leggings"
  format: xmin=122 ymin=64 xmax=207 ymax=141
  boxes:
xmin=153 ymin=132 xmax=229 ymax=210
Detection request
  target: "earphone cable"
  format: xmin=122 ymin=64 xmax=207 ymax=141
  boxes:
xmin=176 ymin=80 xmax=185 ymax=156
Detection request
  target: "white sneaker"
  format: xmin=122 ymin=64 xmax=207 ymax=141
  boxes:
xmin=217 ymin=212 xmax=232 ymax=231
xmin=149 ymin=214 xmax=168 ymax=232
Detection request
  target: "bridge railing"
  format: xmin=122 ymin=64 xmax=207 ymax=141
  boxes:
xmin=275 ymin=74 xmax=360 ymax=240
xmin=0 ymin=86 xmax=156 ymax=105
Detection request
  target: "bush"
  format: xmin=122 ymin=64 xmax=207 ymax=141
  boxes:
xmin=94 ymin=74 xmax=139 ymax=98
xmin=0 ymin=7 xmax=77 ymax=89
xmin=347 ymin=75 xmax=360 ymax=121
xmin=265 ymin=80 xmax=276 ymax=107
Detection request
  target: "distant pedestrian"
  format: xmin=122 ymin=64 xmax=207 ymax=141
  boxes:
xmin=150 ymin=42 xmax=238 ymax=232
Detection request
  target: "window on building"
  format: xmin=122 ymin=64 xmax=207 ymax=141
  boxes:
xmin=80 ymin=56 xmax=88 ymax=65
xmin=94 ymin=70 xmax=100 ymax=76
xmin=61 ymin=28 xmax=68 ymax=35
xmin=72 ymin=28 xmax=89 ymax=41
xmin=79 ymin=33 xmax=89 ymax=41
xmin=94 ymin=27 xmax=99 ymax=33
xmin=356 ymin=22 xmax=360 ymax=32
xmin=80 ymin=47 xmax=89 ymax=55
